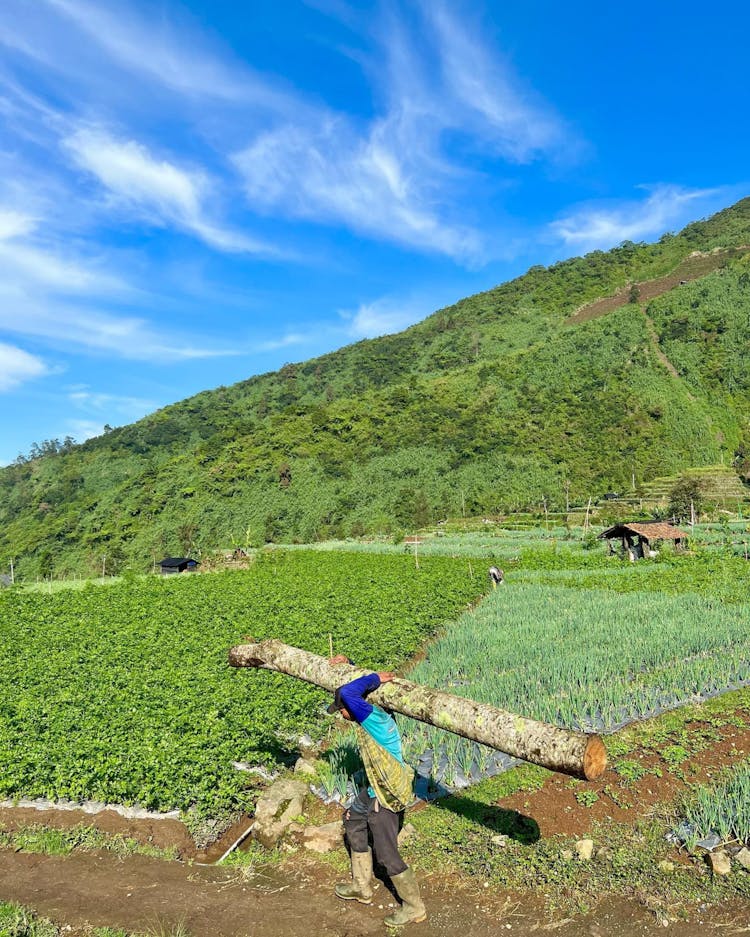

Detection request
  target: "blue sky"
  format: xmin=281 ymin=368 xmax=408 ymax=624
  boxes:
xmin=1 ymin=0 xmax=748 ymax=465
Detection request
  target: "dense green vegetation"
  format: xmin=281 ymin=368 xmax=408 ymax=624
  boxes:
xmin=0 ymin=552 xmax=480 ymax=818
xmin=396 ymin=578 xmax=750 ymax=783
xmin=2 ymin=199 xmax=750 ymax=578
xmin=313 ymin=551 xmax=750 ymax=795
xmin=681 ymin=760 xmax=750 ymax=849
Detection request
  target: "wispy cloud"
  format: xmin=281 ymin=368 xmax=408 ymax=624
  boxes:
xmin=2 ymin=0 xmax=579 ymax=265
xmin=550 ymin=184 xmax=724 ymax=251
xmin=340 ymin=294 xmax=433 ymax=340
xmin=0 ymin=194 xmax=244 ymax=361
xmin=256 ymin=332 xmax=309 ymax=353
xmin=420 ymin=1 xmax=572 ymax=164
xmin=2 ymin=0 xmax=290 ymax=111
xmin=64 ymin=128 xmax=275 ymax=255
xmin=234 ymin=121 xmax=483 ymax=261
xmin=0 ymin=297 xmax=240 ymax=362
xmin=234 ymin=0 xmax=577 ymax=262
xmin=63 ymin=418 xmax=108 ymax=442
xmin=0 ymin=342 xmax=47 ymax=391
xmin=63 ymin=386 xmax=158 ymax=437
xmin=67 ymin=387 xmax=157 ymax=415
xmin=0 ymin=208 xmax=36 ymax=239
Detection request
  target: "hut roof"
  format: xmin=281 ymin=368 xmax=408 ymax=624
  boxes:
xmin=159 ymin=557 xmax=199 ymax=567
xmin=599 ymin=522 xmax=688 ymax=541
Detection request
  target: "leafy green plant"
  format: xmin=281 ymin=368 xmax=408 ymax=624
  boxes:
xmin=0 ymin=553 xmax=479 ymax=818
xmin=574 ymin=789 xmax=599 ymax=807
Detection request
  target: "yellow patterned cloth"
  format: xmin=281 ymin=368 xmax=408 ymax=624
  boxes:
xmin=356 ymin=724 xmax=415 ymax=812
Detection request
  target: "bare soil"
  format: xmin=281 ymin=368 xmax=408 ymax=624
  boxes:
xmin=499 ymin=718 xmax=750 ymax=839
xmin=565 ymin=247 xmax=750 ymax=326
xmin=1 ymin=849 xmax=748 ymax=937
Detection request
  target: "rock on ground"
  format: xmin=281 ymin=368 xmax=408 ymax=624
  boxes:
xmin=708 ymin=849 xmax=732 ymax=876
xmin=575 ymin=839 xmax=594 ymax=861
xmin=301 ymin=820 xmax=344 ymax=853
xmin=251 ymin=779 xmax=308 ymax=848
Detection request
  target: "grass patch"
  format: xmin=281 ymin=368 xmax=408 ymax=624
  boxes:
xmin=0 ymin=824 xmax=178 ymax=860
xmin=0 ymin=900 xmax=192 ymax=937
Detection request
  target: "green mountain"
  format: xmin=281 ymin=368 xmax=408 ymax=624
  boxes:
xmin=3 ymin=199 xmax=750 ymax=578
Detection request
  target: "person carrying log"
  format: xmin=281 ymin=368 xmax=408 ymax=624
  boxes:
xmin=326 ymin=654 xmax=426 ymax=927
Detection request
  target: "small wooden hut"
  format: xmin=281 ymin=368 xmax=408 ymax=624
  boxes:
xmin=599 ymin=522 xmax=688 ymax=560
xmin=159 ymin=557 xmax=200 ymax=575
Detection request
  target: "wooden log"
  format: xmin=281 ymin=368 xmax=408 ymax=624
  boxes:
xmin=229 ymin=639 xmax=607 ymax=781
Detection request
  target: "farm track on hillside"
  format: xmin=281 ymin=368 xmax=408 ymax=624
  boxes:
xmin=1 ymin=846 xmax=748 ymax=937
xmin=566 ymin=246 xmax=750 ymax=326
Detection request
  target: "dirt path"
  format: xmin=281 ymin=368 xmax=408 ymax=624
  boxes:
xmin=565 ymin=247 xmax=750 ymax=326
xmin=1 ymin=848 xmax=748 ymax=937
xmin=640 ymin=308 xmax=689 ymax=391
xmin=3 ymin=712 xmax=750 ymax=934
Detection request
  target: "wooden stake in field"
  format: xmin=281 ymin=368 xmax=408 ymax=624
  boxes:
xmin=229 ymin=639 xmax=607 ymax=781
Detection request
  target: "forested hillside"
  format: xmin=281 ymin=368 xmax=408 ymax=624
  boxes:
xmin=2 ymin=199 xmax=750 ymax=578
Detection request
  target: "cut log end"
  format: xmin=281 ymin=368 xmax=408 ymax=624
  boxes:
xmin=228 ymin=644 xmax=264 ymax=669
xmin=582 ymin=735 xmax=608 ymax=781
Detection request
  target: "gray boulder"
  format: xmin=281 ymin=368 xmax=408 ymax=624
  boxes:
xmin=251 ymin=778 xmax=308 ymax=848
xmin=302 ymin=820 xmax=344 ymax=853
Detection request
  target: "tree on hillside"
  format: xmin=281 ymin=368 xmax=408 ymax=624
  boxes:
xmin=668 ymin=475 xmax=705 ymax=522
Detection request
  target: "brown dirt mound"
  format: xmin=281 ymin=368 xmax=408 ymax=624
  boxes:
xmin=497 ymin=716 xmax=750 ymax=839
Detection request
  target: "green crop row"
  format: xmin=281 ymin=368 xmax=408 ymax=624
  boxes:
xmin=389 ymin=579 xmax=750 ymax=790
xmin=0 ymin=551 xmax=481 ymax=818
xmin=680 ymin=760 xmax=750 ymax=849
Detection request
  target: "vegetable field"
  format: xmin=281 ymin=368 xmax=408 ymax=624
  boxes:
xmin=392 ymin=559 xmax=750 ymax=791
xmin=0 ymin=551 xmax=480 ymax=818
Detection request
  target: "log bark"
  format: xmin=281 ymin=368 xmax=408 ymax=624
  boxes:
xmin=229 ymin=639 xmax=606 ymax=781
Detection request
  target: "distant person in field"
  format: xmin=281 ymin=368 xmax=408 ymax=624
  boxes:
xmin=327 ymin=656 xmax=426 ymax=927
xmin=488 ymin=566 xmax=504 ymax=588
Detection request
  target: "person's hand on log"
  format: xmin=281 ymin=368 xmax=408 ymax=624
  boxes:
xmin=328 ymin=654 xmax=352 ymax=666
xmin=377 ymin=672 xmax=396 ymax=683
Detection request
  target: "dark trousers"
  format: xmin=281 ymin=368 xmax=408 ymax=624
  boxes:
xmin=343 ymin=788 xmax=407 ymax=877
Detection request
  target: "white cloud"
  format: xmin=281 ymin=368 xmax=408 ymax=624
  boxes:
xmin=0 ymin=208 xmax=36 ymax=240
xmin=421 ymin=1 xmax=571 ymax=164
xmin=0 ymin=240 xmax=120 ymax=293
xmin=1 ymin=0 xmax=289 ymax=110
xmin=340 ymin=295 xmax=432 ymax=340
xmin=235 ymin=121 xmax=482 ymax=261
xmin=0 ymin=342 xmax=47 ymax=391
xmin=62 ymin=387 xmax=158 ymax=437
xmin=67 ymin=388 xmax=157 ymax=416
xmin=550 ymin=185 xmax=723 ymax=251
xmin=0 ymin=297 xmax=239 ymax=362
xmin=233 ymin=1 xmax=577 ymax=262
xmin=257 ymin=332 xmax=308 ymax=352
xmin=0 ymin=196 xmax=242 ymax=361
xmin=64 ymin=418 xmax=107 ymax=441
xmin=64 ymin=128 xmax=273 ymax=255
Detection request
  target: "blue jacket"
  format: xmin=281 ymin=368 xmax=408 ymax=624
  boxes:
xmin=339 ymin=673 xmax=404 ymax=765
